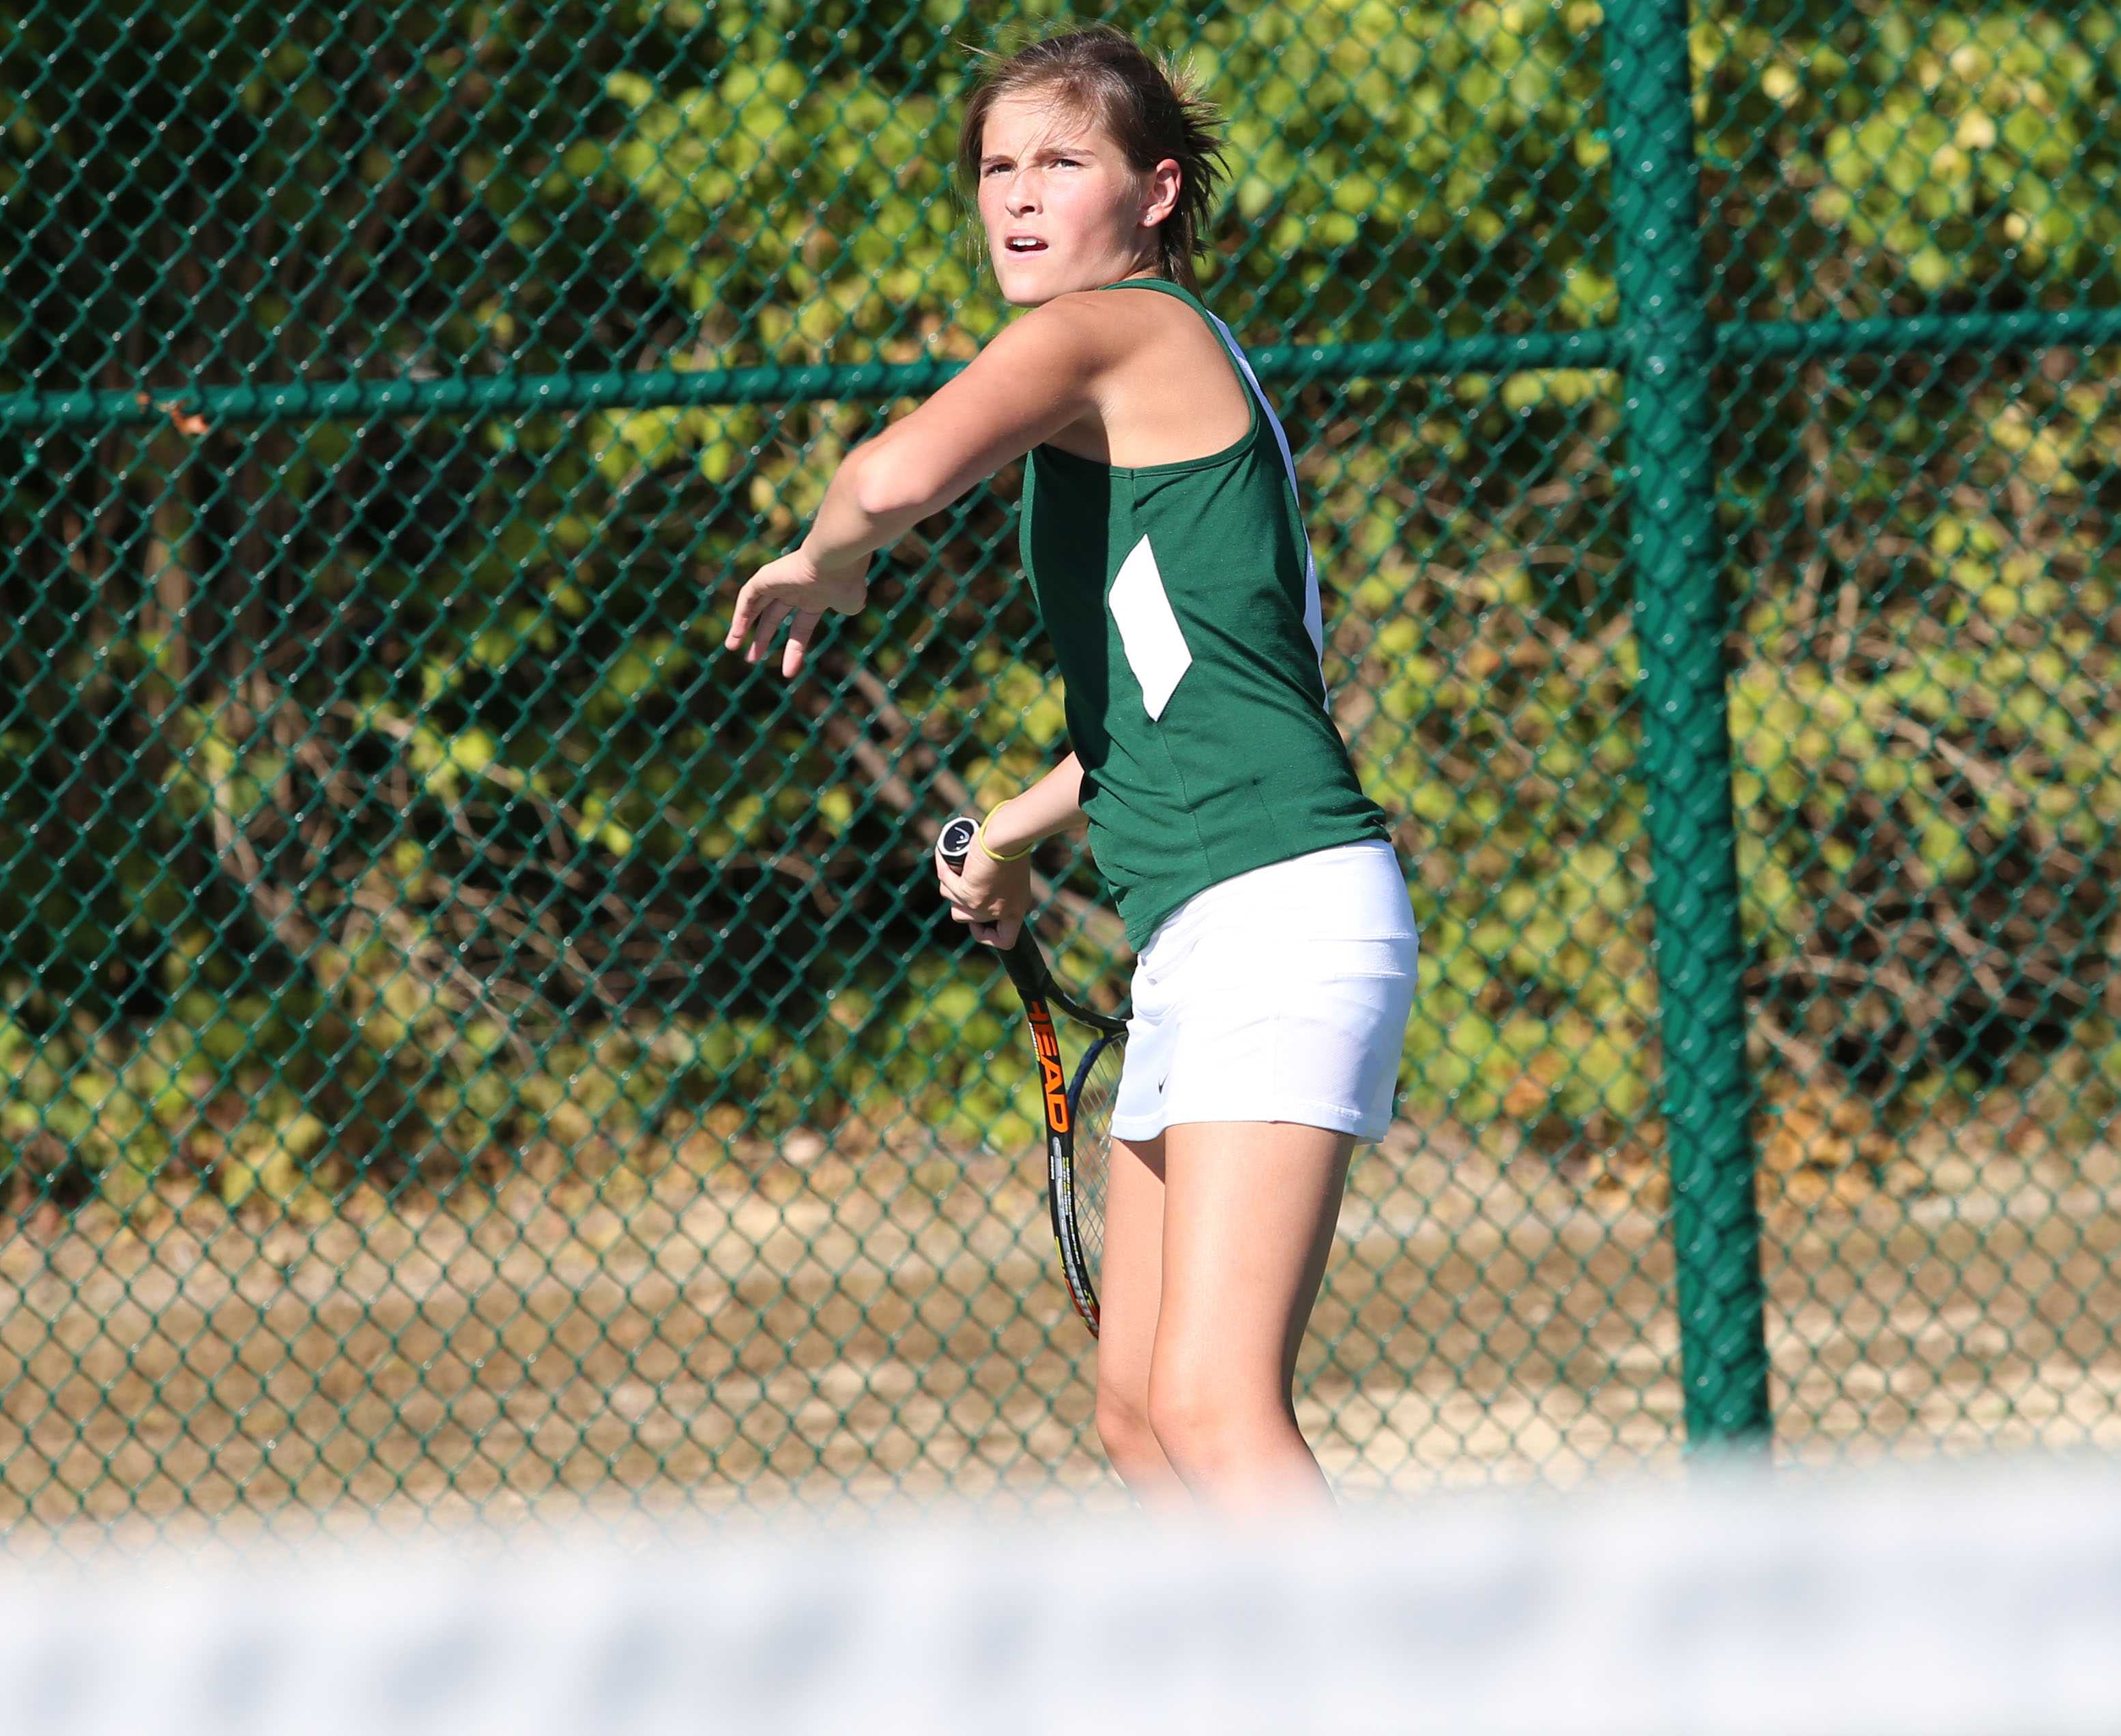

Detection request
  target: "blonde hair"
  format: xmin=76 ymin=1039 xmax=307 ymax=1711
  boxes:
xmin=953 ymin=24 xmax=1230 ymax=291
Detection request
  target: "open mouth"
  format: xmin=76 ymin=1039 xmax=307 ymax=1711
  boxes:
xmin=1005 ymin=239 xmax=1048 ymax=255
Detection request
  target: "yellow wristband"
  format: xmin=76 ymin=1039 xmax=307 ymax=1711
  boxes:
xmin=976 ymin=807 xmax=1034 ymax=863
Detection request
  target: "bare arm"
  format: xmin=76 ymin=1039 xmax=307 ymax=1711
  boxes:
xmin=726 ymin=296 xmax=1120 ymax=678
xmin=803 ymin=296 xmax=1118 ymax=563
xmin=979 ymin=753 xmax=1086 ymax=857
xmin=792 ymin=445 xmax=944 ymax=573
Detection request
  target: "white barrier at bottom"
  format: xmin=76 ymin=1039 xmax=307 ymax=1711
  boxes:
xmin=1 ymin=1455 xmax=2118 ymax=1736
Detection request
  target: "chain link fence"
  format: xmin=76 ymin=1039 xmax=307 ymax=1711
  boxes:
xmin=1 ymin=0 xmax=2117 ymax=1532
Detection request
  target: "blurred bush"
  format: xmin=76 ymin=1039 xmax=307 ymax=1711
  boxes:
xmin=1 ymin=0 xmax=2116 ymax=1225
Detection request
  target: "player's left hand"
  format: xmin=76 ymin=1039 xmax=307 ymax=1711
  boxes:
xmin=723 ymin=546 xmax=869 ymax=678
xmin=936 ymin=828 xmax=1033 ymax=949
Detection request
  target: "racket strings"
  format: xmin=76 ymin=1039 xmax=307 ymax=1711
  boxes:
xmin=1069 ymin=1033 xmax=1126 ymax=1275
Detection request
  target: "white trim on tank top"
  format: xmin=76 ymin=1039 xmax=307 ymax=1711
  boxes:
xmin=1199 ymin=308 xmax=1329 ymax=708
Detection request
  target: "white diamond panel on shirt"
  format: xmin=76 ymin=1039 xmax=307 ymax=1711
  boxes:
xmin=1106 ymin=534 xmax=1194 ymax=721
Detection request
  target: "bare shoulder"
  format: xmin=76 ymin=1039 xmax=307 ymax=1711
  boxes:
xmin=1039 ymin=286 xmax=1188 ymax=357
xmin=919 ymin=287 xmax=1252 ymax=471
xmin=988 ymin=286 xmax=1217 ymax=373
xmin=1032 ymin=287 xmax=1256 ymax=468
xmin=987 ymin=289 xmax=1139 ymax=366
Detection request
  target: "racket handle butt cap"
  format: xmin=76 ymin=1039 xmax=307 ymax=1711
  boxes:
xmin=937 ymin=814 xmax=979 ymax=871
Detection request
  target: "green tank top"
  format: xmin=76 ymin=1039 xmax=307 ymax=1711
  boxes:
xmin=1018 ymin=276 xmax=1390 ymax=951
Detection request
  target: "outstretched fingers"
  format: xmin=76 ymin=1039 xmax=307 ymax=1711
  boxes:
xmin=723 ymin=581 xmax=762 ymax=652
xmin=741 ymin=597 xmax=790 ymax=663
xmin=781 ymin=608 xmax=822 ymax=678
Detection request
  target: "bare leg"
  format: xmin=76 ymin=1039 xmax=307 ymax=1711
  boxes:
xmin=1091 ymin=1133 xmax=1191 ymax=1509
xmin=1146 ymin=1120 xmax=1355 ymax=1514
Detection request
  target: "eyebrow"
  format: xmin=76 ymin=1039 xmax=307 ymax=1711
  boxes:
xmin=979 ymin=144 xmax=1092 ymax=167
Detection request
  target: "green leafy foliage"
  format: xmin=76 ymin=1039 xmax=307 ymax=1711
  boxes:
xmin=1 ymin=0 xmax=2116 ymax=1241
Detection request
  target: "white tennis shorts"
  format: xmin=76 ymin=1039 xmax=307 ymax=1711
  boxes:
xmin=1108 ymin=838 xmax=1420 ymax=1144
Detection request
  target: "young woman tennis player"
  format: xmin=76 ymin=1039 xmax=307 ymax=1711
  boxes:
xmin=724 ymin=26 xmax=1419 ymax=1511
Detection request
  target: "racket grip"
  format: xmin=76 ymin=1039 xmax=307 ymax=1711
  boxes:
xmin=936 ymin=813 xmax=980 ymax=873
xmin=937 ymin=813 xmax=1052 ymax=1000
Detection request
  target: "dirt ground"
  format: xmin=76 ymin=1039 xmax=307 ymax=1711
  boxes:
xmin=1 ymin=1108 xmax=2116 ymax=1543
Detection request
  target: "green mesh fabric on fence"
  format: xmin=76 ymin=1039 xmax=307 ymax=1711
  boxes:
xmin=0 ymin=0 xmax=2117 ymax=1531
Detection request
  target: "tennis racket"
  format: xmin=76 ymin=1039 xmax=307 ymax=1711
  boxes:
xmin=938 ymin=814 xmax=1127 ymax=1337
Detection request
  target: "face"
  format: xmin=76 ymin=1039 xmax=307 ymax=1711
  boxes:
xmin=975 ymin=89 xmax=1181 ymax=305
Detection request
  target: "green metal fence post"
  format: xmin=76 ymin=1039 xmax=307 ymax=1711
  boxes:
xmin=1606 ymin=0 xmax=1772 ymax=1448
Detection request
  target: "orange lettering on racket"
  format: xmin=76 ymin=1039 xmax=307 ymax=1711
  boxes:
xmin=1029 ymin=1009 xmax=1070 ymax=1132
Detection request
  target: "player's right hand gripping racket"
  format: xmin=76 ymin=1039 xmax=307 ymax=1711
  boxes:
xmin=938 ymin=815 xmax=1127 ymax=1337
